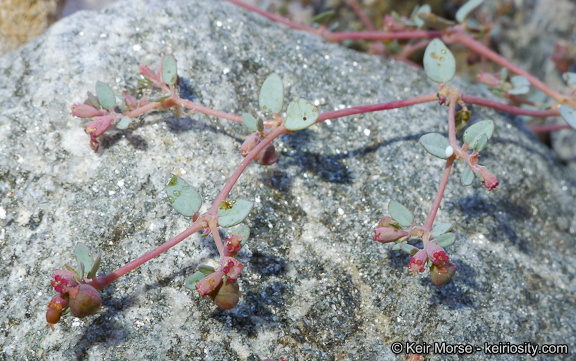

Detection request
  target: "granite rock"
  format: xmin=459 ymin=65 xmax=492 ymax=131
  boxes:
xmin=0 ymin=0 xmax=575 ymax=360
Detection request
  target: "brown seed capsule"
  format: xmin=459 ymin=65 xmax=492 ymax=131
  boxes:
xmin=209 ymin=281 xmax=242 ymax=310
xmin=68 ymin=284 xmax=102 ymax=317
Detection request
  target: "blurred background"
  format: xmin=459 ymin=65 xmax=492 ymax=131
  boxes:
xmin=0 ymin=0 xmax=117 ymax=56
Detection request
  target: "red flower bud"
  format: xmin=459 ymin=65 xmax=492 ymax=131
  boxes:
xmin=476 ymin=166 xmax=499 ymax=191
xmin=124 ymin=91 xmax=138 ymax=110
xmin=196 ymin=271 xmax=224 ymax=297
xmin=85 ymin=114 xmax=115 ymax=138
xmin=68 ymin=284 xmax=102 ymax=318
xmin=373 ymin=227 xmax=408 ymax=243
xmin=224 ymin=234 xmax=243 ymax=256
xmin=477 ymin=72 xmax=502 ymax=87
xmin=408 ymin=249 xmax=427 ymax=274
xmin=51 ymin=269 xmax=78 ymax=294
xmin=46 ymin=294 xmax=69 ymax=328
xmin=220 ymin=256 xmax=243 ymax=282
xmin=72 ymin=104 xmax=107 ymax=118
xmin=425 ymin=242 xmax=449 ymax=266
xmin=240 ymin=133 xmax=261 ymax=157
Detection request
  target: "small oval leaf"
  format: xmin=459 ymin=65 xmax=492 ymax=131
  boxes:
xmin=419 ymin=133 xmax=451 ymax=159
xmin=471 ymin=133 xmax=488 ymax=152
xmin=413 ymin=4 xmax=431 ymax=27
xmin=96 ymin=81 xmax=116 ymax=109
xmin=165 ymin=174 xmax=202 ymax=217
xmin=463 ymin=120 xmax=494 ymax=146
xmin=75 ymin=243 xmax=93 ymax=275
xmin=86 ymin=253 xmax=101 ymax=279
xmin=400 ymin=243 xmax=418 ymax=255
xmin=562 ymin=72 xmax=576 ymax=88
xmin=186 ymin=271 xmax=207 ymax=290
xmin=432 ymin=223 xmax=453 ymax=237
xmin=259 ymin=74 xmax=284 ymax=113
xmin=116 ymin=116 xmax=132 ymax=130
xmin=461 ymin=166 xmax=474 ymax=186
xmin=234 ymin=224 xmax=251 ymax=246
xmin=388 ymin=201 xmax=414 ymax=228
xmin=162 ymin=55 xmax=178 ymax=85
xmin=218 ymin=199 xmax=254 ymax=227
xmin=508 ymin=75 xmax=530 ymax=95
xmin=87 ymin=91 xmax=101 ymax=108
xmin=435 ymin=233 xmax=456 ymax=248
xmin=284 ymin=98 xmax=319 ymax=131
xmin=456 ymin=0 xmax=484 ymax=23
xmin=198 ymin=264 xmax=215 ymax=275
xmin=242 ymin=113 xmax=259 ymax=132
xmin=423 ymin=39 xmax=456 ymax=83
xmin=560 ymin=105 xmax=576 ymax=129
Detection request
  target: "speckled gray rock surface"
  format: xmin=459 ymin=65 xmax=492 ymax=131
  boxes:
xmin=1 ymin=1 xmax=575 ymax=360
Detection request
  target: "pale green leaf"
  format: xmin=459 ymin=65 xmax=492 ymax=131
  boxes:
xmin=419 ymin=133 xmax=451 ymax=159
xmin=456 ymin=0 xmax=484 ymax=23
xmin=400 ymin=243 xmax=418 ymax=255
xmin=508 ymin=75 xmax=530 ymax=95
xmin=86 ymin=253 xmax=101 ymax=279
xmin=413 ymin=4 xmax=431 ymax=27
xmin=462 ymin=166 xmax=474 ymax=186
xmin=284 ymin=98 xmax=319 ymax=131
xmin=186 ymin=271 xmax=207 ymax=290
xmin=259 ymin=74 xmax=284 ymax=113
xmin=562 ymin=72 xmax=576 ymax=87
xmin=218 ymin=199 xmax=254 ymax=227
xmin=388 ymin=201 xmax=413 ymax=227
xmin=198 ymin=264 xmax=215 ymax=275
xmin=432 ymin=223 xmax=453 ymax=237
xmin=435 ymin=233 xmax=456 ymax=247
xmin=87 ymin=91 xmax=100 ymax=108
xmin=116 ymin=116 xmax=132 ymax=130
xmin=463 ymin=120 xmax=494 ymax=149
xmin=242 ymin=113 xmax=260 ymax=132
xmin=75 ymin=243 xmax=93 ymax=275
xmin=470 ymin=133 xmax=488 ymax=152
xmin=162 ymin=55 xmax=178 ymax=85
xmin=96 ymin=81 xmax=116 ymax=109
xmin=423 ymin=39 xmax=456 ymax=83
xmin=234 ymin=224 xmax=251 ymax=246
xmin=165 ymin=174 xmax=202 ymax=217
xmin=560 ymin=105 xmax=576 ymax=129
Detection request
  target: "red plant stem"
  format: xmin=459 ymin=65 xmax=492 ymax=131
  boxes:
xmin=423 ymin=159 xmax=454 ymax=232
xmin=447 ymin=94 xmax=458 ymax=147
xmin=123 ymin=96 xmax=243 ymax=123
xmin=423 ymin=94 xmax=458 ymax=231
xmin=225 ymin=0 xmax=320 ymax=34
xmin=326 ymin=30 xmax=443 ymax=42
xmin=319 ymin=93 xmax=438 ymax=122
xmin=170 ymin=95 xmax=243 ymax=123
xmin=209 ymin=218 xmax=225 ymax=258
xmin=461 ymin=94 xmax=559 ymax=117
xmin=451 ymin=32 xmax=566 ymax=104
xmin=91 ymin=221 xmax=203 ymax=289
xmin=530 ymin=124 xmax=572 ymax=133
xmin=209 ymin=126 xmax=288 ymax=212
xmin=346 ymin=0 xmax=376 ymax=31
xmin=91 ymin=126 xmax=287 ymax=290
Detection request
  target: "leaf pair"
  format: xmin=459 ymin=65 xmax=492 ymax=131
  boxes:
xmin=248 ymin=74 xmax=319 ymax=131
xmin=165 ymin=174 xmax=253 ymax=227
xmin=74 ymin=243 xmax=101 ymax=279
